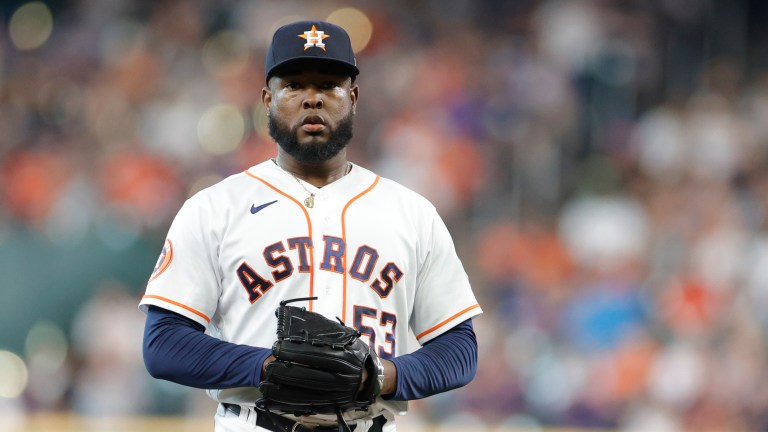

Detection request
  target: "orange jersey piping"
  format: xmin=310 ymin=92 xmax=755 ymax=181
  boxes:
xmin=246 ymin=171 xmax=316 ymax=310
xmin=416 ymin=304 xmax=481 ymax=341
xmin=340 ymin=176 xmax=380 ymax=322
xmin=143 ymin=295 xmax=211 ymax=323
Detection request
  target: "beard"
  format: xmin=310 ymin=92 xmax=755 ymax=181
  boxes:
xmin=268 ymin=111 xmax=354 ymax=164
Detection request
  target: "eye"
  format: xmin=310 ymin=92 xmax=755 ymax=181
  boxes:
xmin=284 ymin=82 xmax=301 ymax=90
xmin=322 ymin=81 xmax=340 ymax=90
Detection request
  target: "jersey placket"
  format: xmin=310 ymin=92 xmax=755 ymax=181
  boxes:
xmin=306 ymin=187 xmax=347 ymax=318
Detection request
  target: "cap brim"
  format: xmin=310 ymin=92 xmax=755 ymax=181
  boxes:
xmin=266 ymin=57 xmax=359 ymax=83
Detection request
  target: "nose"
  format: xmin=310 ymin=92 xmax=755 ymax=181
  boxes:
xmin=302 ymin=88 xmax=323 ymax=109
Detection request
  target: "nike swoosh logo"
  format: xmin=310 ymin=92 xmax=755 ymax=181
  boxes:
xmin=250 ymin=200 xmax=278 ymax=214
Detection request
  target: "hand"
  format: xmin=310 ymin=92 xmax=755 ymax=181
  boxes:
xmin=261 ymin=355 xmax=275 ymax=379
xmin=360 ymin=358 xmax=395 ymax=395
xmin=381 ymin=359 xmax=396 ymax=396
xmin=360 ymin=367 xmax=368 ymax=391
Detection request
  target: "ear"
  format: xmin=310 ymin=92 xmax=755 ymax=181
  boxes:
xmin=350 ymin=83 xmax=359 ymax=115
xmin=262 ymin=86 xmax=272 ymax=112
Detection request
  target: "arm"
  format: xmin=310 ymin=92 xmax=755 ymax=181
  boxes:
xmin=142 ymin=306 xmax=273 ymax=389
xmin=383 ymin=319 xmax=477 ymax=400
xmin=390 ymin=208 xmax=480 ymax=400
xmin=145 ymin=305 xmax=477 ymax=399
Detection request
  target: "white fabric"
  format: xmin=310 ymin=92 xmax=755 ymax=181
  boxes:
xmin=140 ymin=160 xmax=482 ymax=424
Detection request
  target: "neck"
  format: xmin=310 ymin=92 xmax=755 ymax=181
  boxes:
xmin=275 ymin=151 xmax=350 ymax=188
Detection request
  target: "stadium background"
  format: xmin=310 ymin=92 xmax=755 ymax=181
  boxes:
xmin=2 ymin=0 xmax=768 ymax=431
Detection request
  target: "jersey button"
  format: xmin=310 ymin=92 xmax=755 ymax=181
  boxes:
xmin=319 ymin=192 xmax=329 ymax=199
xmin=323 ymin=216 xmax=332 ymax=224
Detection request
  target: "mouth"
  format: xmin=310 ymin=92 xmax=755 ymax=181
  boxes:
xmin=301 ymin=115 xmax=326 ymax=134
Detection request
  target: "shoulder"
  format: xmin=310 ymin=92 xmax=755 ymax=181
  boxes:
xmin=186 ymin=161 xmax=275 ymax=207
xmin=184 ymin=172 xmax=246 ymax=209
xmin=356 ymin=164 xmax=436 ymax=213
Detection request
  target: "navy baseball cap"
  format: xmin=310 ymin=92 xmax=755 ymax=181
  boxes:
xmin=265 ymin=20 xmax=360 ymax=83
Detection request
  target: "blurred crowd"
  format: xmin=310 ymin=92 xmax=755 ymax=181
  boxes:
xmin=3 ymin=0 xmax=768 ymax=431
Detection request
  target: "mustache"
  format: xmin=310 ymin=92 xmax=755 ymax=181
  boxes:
xmin=268 ymin=111 xmax=354 ymax=164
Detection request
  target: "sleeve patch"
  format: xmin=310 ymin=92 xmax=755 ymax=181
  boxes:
xmin=149 ymin=239 xmax=174 ymax=282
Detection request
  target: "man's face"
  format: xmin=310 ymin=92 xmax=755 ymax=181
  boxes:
xmin=263 ymin=68 xmax=358 ymax=164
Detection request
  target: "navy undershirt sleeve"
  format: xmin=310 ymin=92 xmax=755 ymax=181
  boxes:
xmin=142 ymin=305 xmax=273 ymax=389
xmin=143 ymin=306 xmax=477 ymax=399
xmin=388 ymin=319 xmax=478 ymax=401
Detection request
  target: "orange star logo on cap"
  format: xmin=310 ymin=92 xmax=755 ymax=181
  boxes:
xmin=298 ymin=25 xmax=330 ymax=51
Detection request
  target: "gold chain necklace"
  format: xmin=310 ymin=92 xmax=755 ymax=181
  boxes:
xmin=291 ymin=174 xmax=316 ymax=208
xmin=282 ymin=161 xmax=353 ymax=208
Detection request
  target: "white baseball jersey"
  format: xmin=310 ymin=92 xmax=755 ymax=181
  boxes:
xmin=139 ymin=159 xmax=482 ymax=427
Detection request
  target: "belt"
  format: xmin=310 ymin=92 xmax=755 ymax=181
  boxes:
xmin=222 ymin=403 xmax=386 ymax=432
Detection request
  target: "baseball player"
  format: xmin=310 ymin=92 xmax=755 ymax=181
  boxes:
xmin=140 ymin=20 xmax=482 ymax=432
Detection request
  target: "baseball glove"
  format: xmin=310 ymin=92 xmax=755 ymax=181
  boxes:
xmin=257 ymin=297 xmax=384 ymax=421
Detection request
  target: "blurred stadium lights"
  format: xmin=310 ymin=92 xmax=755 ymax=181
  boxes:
xmin=197 ymin=104 xmax=246 ymax=155
xmin=9 ymin=1 xmax=53 ymax=51
xmin=24 ymin=322 xmax=70 ymax=407
xmin=4 ymin=1 xmax=768 ymax=429
xmin=0 ymin=350 xmax=28 ymax=399
xmin=25 ymin=321 xmax=69 ymax=374
xmin=326 ymin=8 xmax=373 ymax=53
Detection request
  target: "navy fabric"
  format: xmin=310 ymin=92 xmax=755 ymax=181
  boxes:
xmin=142 ymin=307 xmax=477 ymax=400
xmin=265 ymin=20 xmax=359 ymax=82
xmin=143 ymin=306 xmax=272 ymax=389
xmin=389 ymin=319 xmax=478 ymax=400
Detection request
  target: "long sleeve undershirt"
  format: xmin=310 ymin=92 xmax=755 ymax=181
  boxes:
xmin=142 ymin=305 xmax=477 ymax=400
xmin=389 ymin=319 xmax=477 ymax=400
